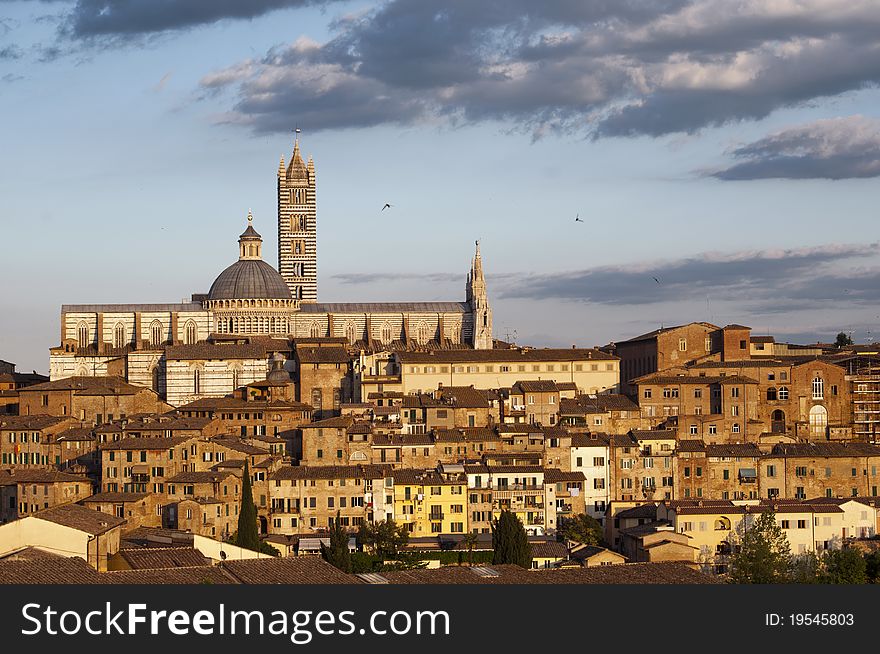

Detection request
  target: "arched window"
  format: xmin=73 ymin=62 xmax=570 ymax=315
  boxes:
xmin=812 ymin=376 xmax=824 ymax=400
xmin=231 ymin=368 xmax=240 ymax=391
xmin=777 ymin=386 xmax=789 ymax=401
xmin=345 ymin=322 xmax=358 ymax=345
xmin=417 ymin=322 xmax=429 ymax=344
xmin=113 ymin=323 xmax=126 ymax=349
xmin=448 ymin=321 xmax=462 ymax=343
xmin=381 ymin=322 xmax=393 ymax=344
xmin=151 ymin=367 xmax=160 ymax=393
xmin=766 ymin=387 xmax=777 ymax=401
xmin=193 ymin=369 xmax=201 ymax=395
xmin=77 ymin=322 xmax=90 ymax=349
xmin=184 ymin=320 xmax=197 ymax=345
xmin=310 ymin=322 xmax=321 ymax=338
xmin=809 ymin=404 xmax=828 ymax=437
xmin=150 ymin=321 xmax=163 ymax=348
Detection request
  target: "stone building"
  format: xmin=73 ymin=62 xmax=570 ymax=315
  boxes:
xmin=673 ymin=441 xmax=762 ymax=501
xmin=0 ymin=469 xmax=93 ymax=523
xmin=50 ymin=138 xmax=494 ymax=406
xmin=759 ymin=442 xmax=880 ymax=500
xmin=0 ymin=415 xmax=78 ymax=468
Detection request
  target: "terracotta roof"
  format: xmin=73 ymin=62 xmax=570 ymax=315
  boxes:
xmin=570 ymin=433 xmax=612 ymax=447
xmin=391 ymin=468 xmax=466 ymax=485
xmin=635 ymin=374 xmax=758 ymax=385
xmin=56 ymin=427 xmax=96 ymax=441
xmin=118 ymin=547 xmax=210 ymax=570
xmin=177 ymin=398 xmax=311 ymax=411
xmin=15 ymin=376 xmax=146 ymax=396
xmin=513 ymin=380 xmax=560 ymax=393
xmin=0 ymin=469 xmax=89 ymax=484
xmin=433 ymin=428 xmax=500 ymax=443
xmin=559 ymin=394 xmax=639 ymax=414
xmin=167 ymin=471 xmax=236 ymax=484
xmin=300 ymin=416 xmax=355 ymax=429
xmin=0 ymin=415 xmax=75 ymax=430
xmin=543 ymin=469 xmax=586 ymax=483
xmin=271 ymin=465 xmax=390 ymax=481
xmin=34 ymin=503 xmax=125 ymax=535
xmin=101 ymin=436 xmax=191 ymax=450
xmin=675 ymin=440 xmax=707 ymax=452
xmin=82 ymin=492 xmax=148 ymax=503
xmin=616 ymin=323 xmax=719 ymax=344
xmin=529 ymin=541 xmax=568 ymax=559
xmin=165 ymin=344 xmax=268 ymax=361
xmin=297 ymin=347 xmax=351 ymax=364
xmin=705 ymin=443 xmax=763 ymax=458
xmin=103 ymin=567 xmax=234 ymax=584
xmin=397 ymin=347 xmax=617 ymax=364
xmin=615 ymin=503 xmax=659 ymax=519
xmin=631 ymin=429 xmax=676 ymax=441
xmin=220 ymin=557 xmax=359 ymax=584
xmin=0 ymin=557 xmax=102 ymax=584
xmin=436 ymin=386 xmax=492 ymax=408
xmin=210 ymin=438 xmax=269 ymax=455
xmin=372 ymin=433 xmax=434 ymax=446
xmin=769 ymin=442 xmax=880 ymax=457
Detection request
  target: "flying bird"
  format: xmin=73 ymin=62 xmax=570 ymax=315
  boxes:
xmin=652 ymin=276 xmax=661 ymax=285
xmin=575 ymin=213 xmax=583 ymax=223
xmin=382 ymin=203 xmax=392 ymax=211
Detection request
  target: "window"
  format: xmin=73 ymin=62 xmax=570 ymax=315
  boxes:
xmin=694 ymin=388 xmax=702 ymax=399
xmin=150 ymin=320 xmax=163 ymax=348
xmin=767 ymin=387 xmax=777 ymax=401
xmin=184 ymin=320 xmax=197 ymax=345
xmin=113 ymin=323 xmax=126 ymax=349
xmin=77 ymin=321 xmax=90 ymax=349
xmin=777 ymin=386 xmax=789 ymax=401
xmin=731 ymin=405 xmax=739 ymax=417
xmin=643 ymin=389 xmax=652 ymax=399
xmin=731 ymin=387 xmax=740 ymax=398
xmin=708 ymin=424 xmax=717 ymax=435
xmin=705 ymin=337 xmax=712 ymax=351
xmin=193 ymin=369 xmax=201 ymax=394
xmin=732 ymin=423 xmax=740 ymax=434
xmin=679 ymin=338 xmax=687 ymax=351
xmin=812 ymin=376 xmax=824 ymax=400
xmin=781 ymin=520 xmax=790 ymax=529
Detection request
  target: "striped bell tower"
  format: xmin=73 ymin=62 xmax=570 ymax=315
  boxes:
xmin=277 ymin=131 xmax=317 ymax=303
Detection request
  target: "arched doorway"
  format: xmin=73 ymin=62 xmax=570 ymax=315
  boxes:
xmin=771 ymin=409 xmax=785 ymax=433
xmin=809 ymin=405 xmax=828 ymax=438
xmin=258 ymin=516 xmax=268 ymax=535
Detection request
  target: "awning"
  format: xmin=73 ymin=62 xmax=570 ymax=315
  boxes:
xmin=739 ymin=468 xmax=757 ymax=478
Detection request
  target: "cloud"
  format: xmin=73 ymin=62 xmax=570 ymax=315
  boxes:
xmin=51 ymin=0 xmax=341 ymax=40
xmin=152 ymin=71 xmax=172 ymax=92
xmin=0 ymin=44 xmax=22 ymax=60
xmin=709 ymin=115 xmax=880 ymax=180
xmin=195 ymin=0 xmax=880 ymax=137
xmin=491 ymin=242 xmax=880 ymax=307
xmin=2 ymin=72 xmax=24 ymax=83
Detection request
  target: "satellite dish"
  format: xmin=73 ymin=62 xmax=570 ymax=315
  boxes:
xmin=219 ymin=550 xmax=227 ymax=561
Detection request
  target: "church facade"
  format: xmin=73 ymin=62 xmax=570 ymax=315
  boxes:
xmin=49 ymin=138 xmax=493 ymax=406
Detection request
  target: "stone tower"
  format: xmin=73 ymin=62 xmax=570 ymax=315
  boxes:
xmin=467 ymin=240 xmax=493 ymax=349
xmin=277 ymin=135 xmax=317 ymax=303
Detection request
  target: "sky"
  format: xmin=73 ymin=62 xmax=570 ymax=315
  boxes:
xmin=2 ymin=0 xmax=880 ymax=374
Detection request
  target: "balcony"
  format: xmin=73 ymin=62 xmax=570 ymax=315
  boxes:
xmin=428 ymin=512 xmax=445 ymax=521
xmin=131 ymin=474 xmax=150 ymax=483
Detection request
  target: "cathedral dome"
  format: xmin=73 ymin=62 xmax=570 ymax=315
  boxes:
xmin=208 ymin=259 xmax=291 ymax=300
xmin=208 ymin=211 xmax=292 ymax=301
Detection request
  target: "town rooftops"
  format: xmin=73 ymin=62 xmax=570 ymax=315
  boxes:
xmin=616 ymin=323 xmax=720 ymax=344
xmin=705 ymin=443 xmax=763 ymax=458
xmin=165 ymin=344 xmax=268 ymax=361
xmin=33 ymin=503 xmax=126 ymax=535
xmin=559 ymin=394 xmax=639 ymax=414
xmin=219 ymin=556 xmax=359 ymax=584
xmin=101 ymin=436 xmax=192 ymax=450
xmin=177 ymin=397 xmax=312 ymax=411
xmin=513 ymin=380 xmax=560 ymax=393
xmin=102 ymin=567 xmax=234 ymax=584
xmin=82 ymin=492 xmax=148 ymax=503
xmin=769 ymin=442 xmax=880 ymax=457
xmin=271 ymin=465 xmax=390 ymax=481
xmin=0 ymin=556 xmax=102 ymax=584
xmin=296 ymin=347 xmax=351 ymax=364
xmin=633 ymin=373 xmax=759 ymax=385
xmin=615 ymin=503 xmax=659 ymax=520
xmin=0 ymin=469 xmax=89 ymax=485
xmin=0 ymin=415 xmax=76 ymax=430
xmin=16 ymin=376 xmax=147 ymax=396
xmin=117 ymin=547 xmax=210 ymax=570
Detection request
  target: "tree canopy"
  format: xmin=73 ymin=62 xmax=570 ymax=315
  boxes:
xmin=357 ymin=519 xmax=410 ymax=558
xmin=558 ymin=513 xmax=605 ymax=547
xmin=234 ymin=460 xmax=260 ymax=552
xmin=728 ymin=510 xmax=792 ymax=584
xmin=320 ymin=511 xmax=352 ymax=573
xmin=491 ymin=510 xmax=533 ymax=569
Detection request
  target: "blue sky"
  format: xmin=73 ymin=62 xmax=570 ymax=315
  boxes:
xmin=2 ymin=0 xmax=880 ymax=373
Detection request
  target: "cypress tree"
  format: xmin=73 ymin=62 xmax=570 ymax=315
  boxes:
xmin=321 ymin=511 xmax=352 ymax=573
xmin=491 ymin=510 xmax=533 ymax=569
xmin=236 ymin=460 xmax=260 ymax=552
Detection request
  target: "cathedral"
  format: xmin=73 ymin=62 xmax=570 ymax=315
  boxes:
xmin=49 ymin=137 xmax=493 ymax=405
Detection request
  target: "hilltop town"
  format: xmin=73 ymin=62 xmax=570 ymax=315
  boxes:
xmin=1 ymin=140 xmax=878 ymax=583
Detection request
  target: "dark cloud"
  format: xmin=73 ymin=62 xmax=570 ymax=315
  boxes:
xmin=492 ymin=243 xmax=880 ymax=307
xmin=710 ymin=116 xmax=880 ymax=180
xmin=0 ymin=45 xmax=22 ymax=60
xmin=56 ymin=0 xmax=339 ymax=40
xmin=198 ymin=0 xmax=880 ymax=138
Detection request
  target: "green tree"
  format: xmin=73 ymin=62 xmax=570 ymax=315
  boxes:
xmin=819 ymin=548 xmax=867 ymax=584
xmin=234 ymin=460 xmax=260 ymax=552
xmin=558 ymin=513 xmax=604 ymax=547
xmin=491 ymin=510 xmax=532 ymax=569
xmin=835 ymin=332 xmax=854 ymax=347
xmin=728 ymin=510 xmax=792 ymax=584
xmin=320 ymin=511 xmax=352 ymax=573
xmin=357 ymin=519 xmax=410 ymax=558
xmin=461 ymin=531 xmax=479 ymax=565
xmin=789 ymin=551 xmax=821 ymax=584
xmin=865 ymin=549 xmax=880 ymax=583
